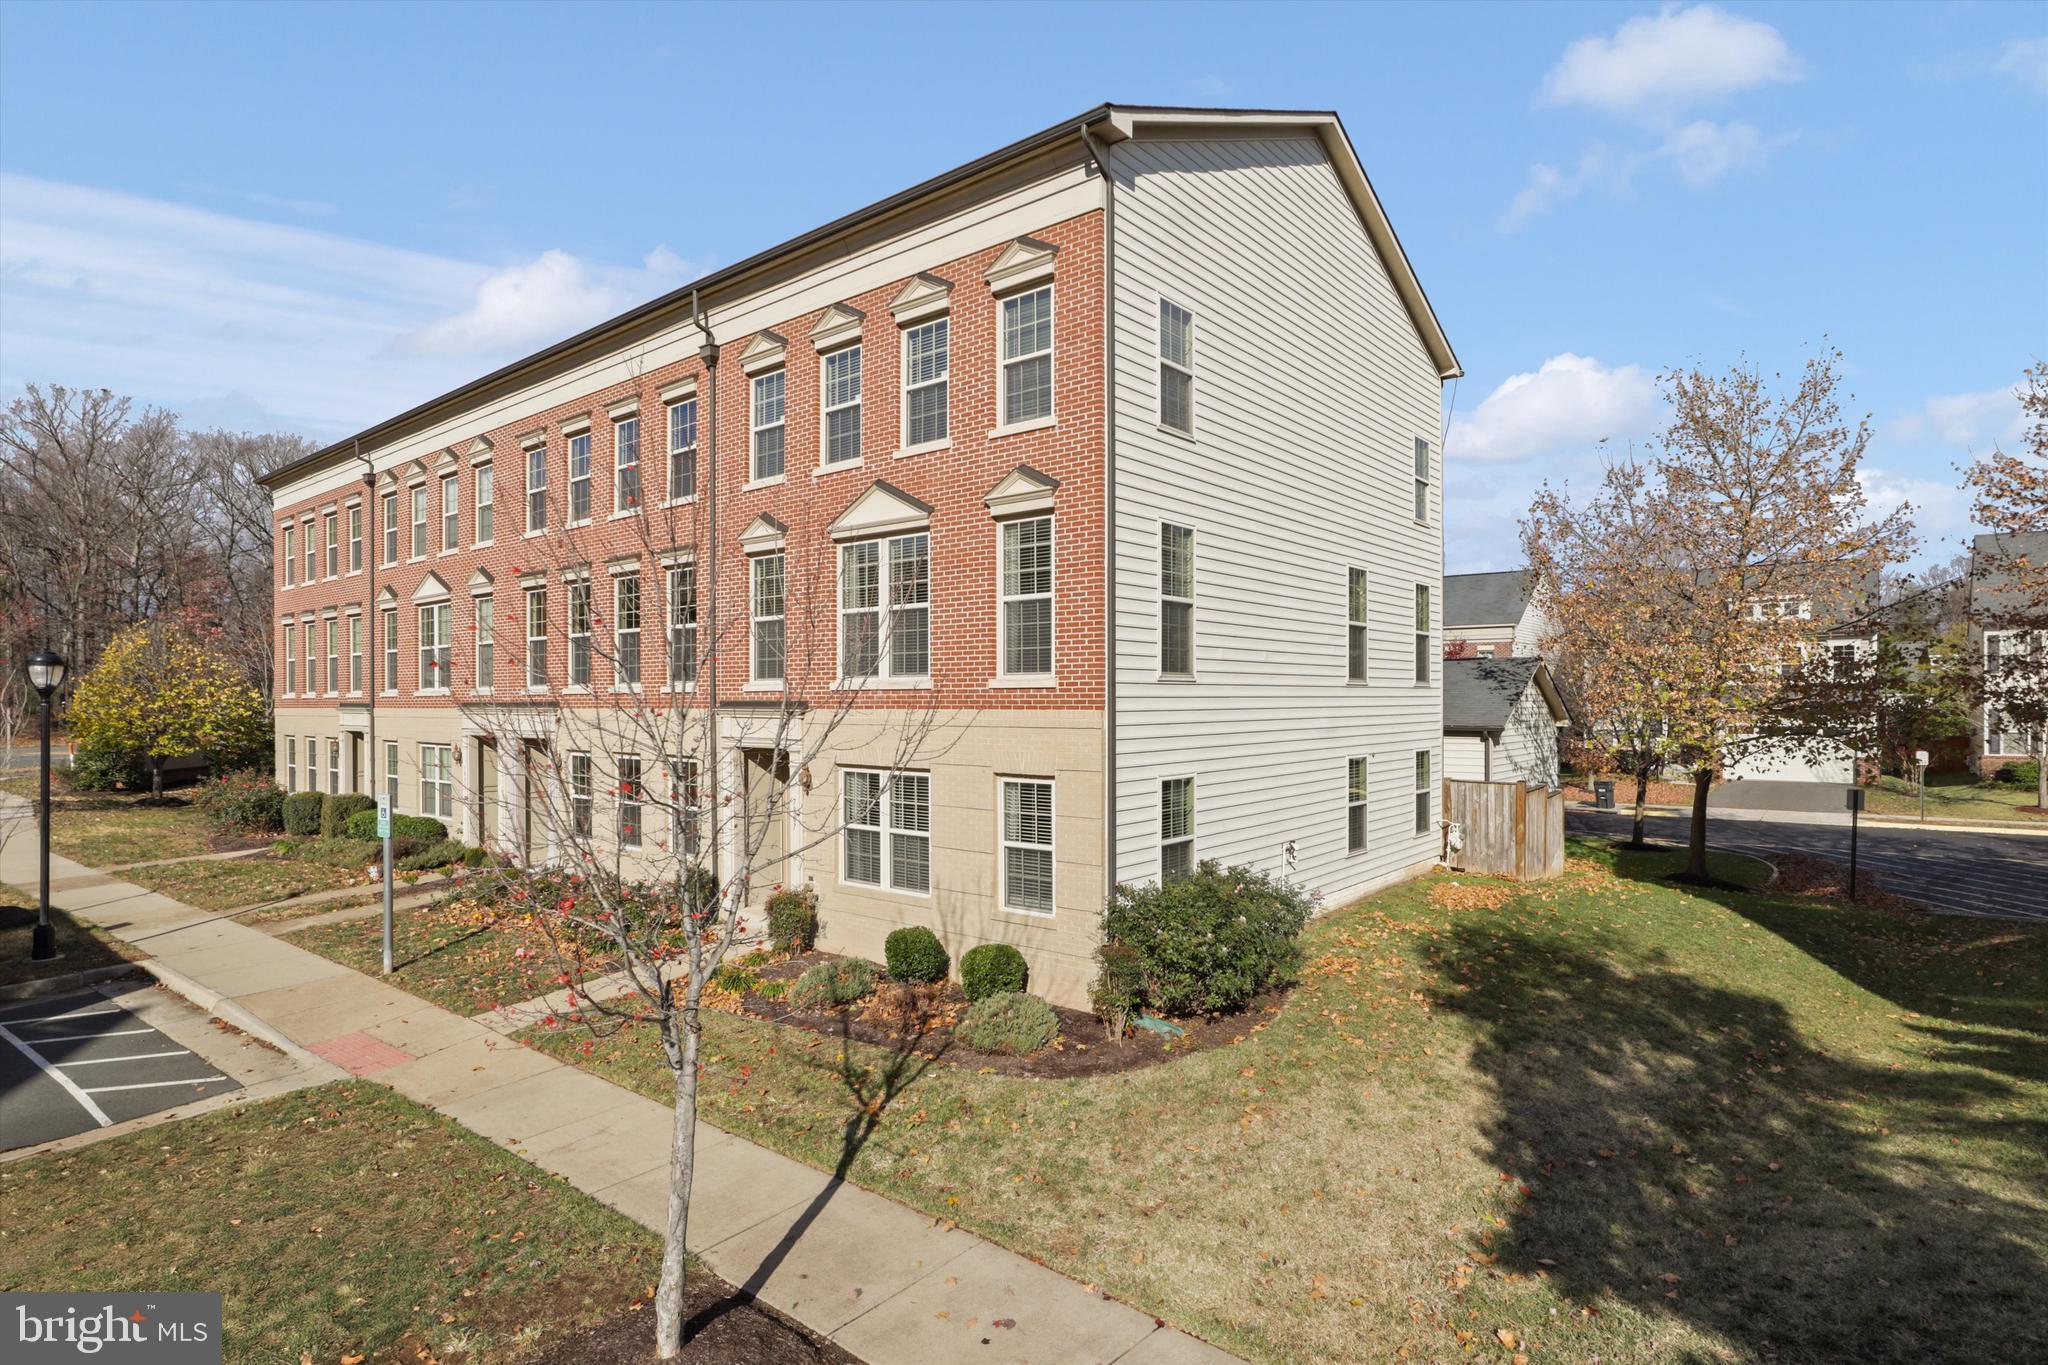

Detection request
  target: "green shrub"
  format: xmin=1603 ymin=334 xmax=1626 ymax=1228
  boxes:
xmin=1090 ymin=939 xmax=1144 ymax=1039
xmin=192 ymin=769 xmax=285 ymax=834
xmin=69 ymin=746 xmax=147 ymax=792
xmin=272 ymin=838 xmax=300 ymax=857
xmin=766 ymin=886 xmax=819 ymax=954
xmin=1994 ymin=758 xmax=2041 ymax=789
xmin=321 ymin=792 xmax=375 ymax=839
xmin=790 ymin=958 xmax=876 ymax=1010
xmin=282 ymin=790 xmax=325 ymax=836
xmin=1102 ymin=860 xmax=1313 ymax=1015
xmin=884 ymin=926 xmax=949 ymax=984
xmin=955 ymin=991 xmax=1059 ymax=1056
xmin=396 ymin=839 xmax=464 ymax=872
xmin=959 ymin=943 xmax=1028 ymax=1002
xmin=711 ymin=963 xmax=761 ymax=996
xmin=754 ymin=979 xmax=788 ymax=1001
xmin=461 ymin=845 xmax=489 ymax=867
xmin=344 ymin=808 xmax=446 ymax=841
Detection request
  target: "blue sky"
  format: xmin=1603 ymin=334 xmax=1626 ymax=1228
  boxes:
xmin=2 ymin=0 xmax=2042 ymax=570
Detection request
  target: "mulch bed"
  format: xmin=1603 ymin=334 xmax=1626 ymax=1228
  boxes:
xmin=722 ymin=950 xmax=1282 ymax=1079
xmin=517 ymin=1267 xmax=855 ymax=1365
xmin=1765 ymin=853 xmax=1924 ymax=912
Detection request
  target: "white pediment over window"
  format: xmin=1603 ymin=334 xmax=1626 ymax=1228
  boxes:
xmin=810 ymin=303 xmax=865 ymax=352
xmin=405 ymin=459 xmax=429 ymax=485
xmin=984 ymin=465 xmax=1060 ymax=517
xmin=891 ymin=272 xmax=953 ymax=324
xmin=984 ymin=236 xmax=1058 ymax=292
xmin=377 ymin=585 xmax=398 ymax=605
xmin=466 ymin=436 xmax=494 ymax=462
xmin=411 ymin=571 xmax=451 ymax=604
xmin=434 ymin=448 xmax=459 ymax=471
xmin=740 ymin=330 xmax=789 ymax=375
xmin=829 ymin=481 xmax=932 ymax=542
xmin=467 ymin=567 xmax=494 ymax=594
xmin=739 ymin=512 xmax=787 ymax=554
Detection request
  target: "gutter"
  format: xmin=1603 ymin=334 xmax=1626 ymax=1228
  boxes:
xmin=1080 ymin=120 xmax=1118 ymax=906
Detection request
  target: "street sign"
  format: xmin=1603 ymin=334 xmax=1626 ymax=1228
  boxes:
xmin=1914 ymin=749 xmax=1929 ymax=768
xmin=1845 ymin=788 xmax=1865 ymax=812
xmin=376 ymin=794 xmax=391 ymax=839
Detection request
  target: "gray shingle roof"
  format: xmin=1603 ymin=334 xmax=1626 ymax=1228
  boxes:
xmin=1971 ymin=530 xmax=2048 ymax=617
xmin=1443 ymin=656 xmax=1544 ymax=732
xmin=1444 ymin=570 xmax=1532 ymax=628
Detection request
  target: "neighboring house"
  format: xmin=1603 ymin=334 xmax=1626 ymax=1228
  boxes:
xmin=254 ymin=104 xmax=1461 ymax=1007
xmin=1967 ymin=528 xmax=2048 ymax=777
xmin=1723 ymin=568 xmax=1882 ymax=784
xmin=1444 ymin=569 xmax=1552 ymax=659
xmin=1442 ymin=657 xmax=1569 ymax=789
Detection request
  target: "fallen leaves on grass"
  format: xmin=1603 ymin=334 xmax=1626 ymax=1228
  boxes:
xmin=1428 ymin=880 xmax=1516 ymax=912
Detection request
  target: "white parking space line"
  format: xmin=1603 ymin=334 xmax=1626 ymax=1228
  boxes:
xmin=81 ymin=1076 xmax=230 ymax=1094
xmin=24 ymin=1027 xmax=155 ymax=1043
xmin=0 ymin=1022 xmax=112 ymax=1127
xmin=7 ymin=1005 xmax=123 ymax=1024
xmin=55 ymin=1050 xmax=194 ymax=1067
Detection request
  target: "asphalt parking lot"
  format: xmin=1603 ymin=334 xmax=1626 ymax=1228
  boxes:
xmin=0 ymin=981 xmax=299 ymax=1152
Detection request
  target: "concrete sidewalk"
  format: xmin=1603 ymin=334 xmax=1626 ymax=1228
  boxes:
xmin=0 ymin=794 xmax=1237 ymax=1365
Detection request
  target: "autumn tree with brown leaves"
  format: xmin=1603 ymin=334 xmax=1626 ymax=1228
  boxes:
xmin=1527 ymin=349 xmax=1913 ymax=882
xmin=1962 ymin=361 xmax=2048 ymax=809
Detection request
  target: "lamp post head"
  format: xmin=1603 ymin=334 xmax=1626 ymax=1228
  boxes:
xmin=25 ymin=650 xmax=66 ymax=698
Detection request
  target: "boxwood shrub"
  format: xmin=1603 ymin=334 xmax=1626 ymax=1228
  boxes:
xmin=790 ymin=957 xmax=876 ymax=1010
xmin=282 ymin=791 xmax=325 ymax=836
xmin=1101 ymin=860 xmax=1313 ymax=1014
xmin=956 ymin=991 xmax=1059 ymax=1055
xmin=766 ymin=886 xmax=819 ymax=954
xmin=883 ymin=926 xmax=948 ymax=984
xmin=959 ymin=943 xmax=1028 ymax=1002
xmin=321 ymin=792 xmax=376 ymax=839
xmin=344 ymin=808 xmax=446 ymax=842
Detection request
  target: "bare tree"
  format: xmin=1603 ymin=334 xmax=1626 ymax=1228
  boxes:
xmin=188 ymin=429 xmax=312 ymax=693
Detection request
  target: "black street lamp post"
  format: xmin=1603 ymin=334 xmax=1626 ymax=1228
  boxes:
xmin=26 ymin=649 xmax=67 ymax=961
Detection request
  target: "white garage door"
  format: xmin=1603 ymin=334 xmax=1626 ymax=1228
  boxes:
xmin=1725 ymin=744 xmax=1855 ymax=784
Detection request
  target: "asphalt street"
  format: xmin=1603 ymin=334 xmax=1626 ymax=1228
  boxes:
xmin=1567 ymin=808 xmax=2048 ymax=922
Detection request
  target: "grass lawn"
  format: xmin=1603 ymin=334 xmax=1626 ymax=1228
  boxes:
xmin=0 ymin=882 xmax=143 ymax=990
xmin=0 ymin=1082 xmax=658 ymax=1364
xmin=287 ymin=892 xmax=597 ymax=1016
xmin=518 ymin=839 xmax=2046 ymax=1365
xmin=0 ymin=780 xmax=218 ymax=867
xmin=1865 ymin=771 xmax=2046 ymax=822
xmin=122 ymin=851 xmax=365 ymax=913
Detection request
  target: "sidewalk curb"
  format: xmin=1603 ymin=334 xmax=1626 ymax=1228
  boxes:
xmin=0 ymin=961 xmax=144 ymax=1003
xmin=134 ymin=958 xmax=347 ymax=1080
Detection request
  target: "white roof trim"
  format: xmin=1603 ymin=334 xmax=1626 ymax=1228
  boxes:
xmin=890 ymin=272 xmax=953 ymax=324
xmin=740 ymin=330 xmax=788 ymax=375
xmin=739 ymin=512 xmax=787 ymax=554
xmin=983 ymin=235 xmax=1058 ymax=292
xmin=411 ymin=571 xmax=452 ymax=604
xmin=984 ymin=465 xmax=1060 ymax=518
xmin=829 ymin=480 xmax=933 ymax=542
xmin=809 ymin=303 xmax=865 ymax=352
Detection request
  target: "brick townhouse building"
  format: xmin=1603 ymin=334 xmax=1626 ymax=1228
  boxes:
xmin=257 ymin=105 xmax=1462 ymax=1005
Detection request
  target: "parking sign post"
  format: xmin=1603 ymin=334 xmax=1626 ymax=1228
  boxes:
xmin=1845 ymin=786 xmax=1865 ymax=903
xmin=376 ymin=793 xmax=393 ymax=974
xmin=1915 ymin=749 xmax=1929 ymax=823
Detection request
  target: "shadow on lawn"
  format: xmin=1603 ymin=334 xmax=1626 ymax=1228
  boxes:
xmin=1431 ymin=920 xmax=2048 ymax=1363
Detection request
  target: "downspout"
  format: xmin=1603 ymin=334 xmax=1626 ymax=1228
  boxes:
xmin=693 ymin=291 xmax=722 ymax=892
xmin=1081 ymin=122 xmax=1117 ymax=908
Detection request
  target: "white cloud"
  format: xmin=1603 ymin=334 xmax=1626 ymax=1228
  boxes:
xmin=1887 ymin=385 xmax=2028 ymax=453
xmin=1446 ymin=354 xmax=1661 ymax=465
xmin=406 ymin=247 xmax=691 ymax=357
xmin=1498 ymin=144 xmax=1628 ymax=232
xmin=1659 ymin=119 xmax=1769 ymax=185
xmin=1855 ymin=466 xmax=1973 ymax=563
xmin=1539 ymin=3 xmax=1804 ymax=119
xmin=0 ymin=174 xmax=699 ymax=439
xmin=1995 ymin=36 xmax=2048 ymax=98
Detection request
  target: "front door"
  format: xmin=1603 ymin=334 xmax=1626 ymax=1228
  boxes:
xmin=522 ymin=741 xmax=543 ymax=864
xmin=348 ymin=734 xmax=365 ymax=794
xmin=479 ymin=737 xmax=499 ymax=847
xmin=741 ymin=747 xmax=789 ymax=903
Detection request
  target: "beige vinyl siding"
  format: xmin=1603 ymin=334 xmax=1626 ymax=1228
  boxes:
xmin=1107 ymin=134 xmax=1443 ymax=899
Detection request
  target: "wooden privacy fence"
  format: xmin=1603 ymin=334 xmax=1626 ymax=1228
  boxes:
xmin=1443 ymin=779 xmax=1564 ymax=881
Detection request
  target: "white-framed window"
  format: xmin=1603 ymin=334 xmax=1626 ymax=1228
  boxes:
xmin=1348 ymin=757 xmax=1369 ymax=854
xmin=348 ymin=504 xmax=363 ymax=572
xmin=1414 ymin=749 xmax=1432 ymax=835
xmin=348 ymin=615 xmax=363 ymax=694
xmin=567 ymin=581 xmax=592 ymax=688
xmin=617 ymin=754 xmax=643 ymax=849
xmin=324 ymin=619 xmax=338 ymax=695
xmin=526 ymin=586 xmax=548 ymax=689
xmin=526 ymin=443 xmax=547 ymax=533
xmin=902 ymin=317 xmax=949 ymax=447
xmin=615 ymin=572 xmax=641 ymax=687
xmin=474 ymin=597 xmax=494 ymax=691
xmin=474 ymin=464 xmax=493 ymax=544
xmin=1829 ymin=640 xmax=1858 ymax=679
xmin=614 ymin=415 xmax=641 ymax=512
xmin=409 ymin=485 xmax=427 ymax=559
xmin=1160 ymin=523 xmax=1194 ymax=677
xmin=567 ymin=431 xmax=592 ymax=524
xmin=667 ymin=564 xmax=697 ymax=687
xmin=418 ymin=602 xmax=450 ymax=692
xmin=752 ymin=553 xmax=786 ymax=682
xmin=440 ymin=473 xmax=458 ymax=551
xmin=1414 ymin=584 xmax=1431 ymax=685
xmin=1160 ymin=776 xmax=1194 ymax=879
xmin=673 ymin=759 xmax=702 ymax=858
xmin=282 ymin=623 xmax=296 ymax=695
xmin=999 ymin=285 xmax=1053 ymax=426
xmin=1349 ymin=568 xmax=1370 ymax=682
xmin=328 ymin=738 xmax=341 ymax=795
xmin=324 ymin=512 xmax=339 ymax=578
xmin=1413 ymin=437 xmax=1431 ymax=523
xmin=1000 ymin=516 xmax=1053 ymax=677
xmin=381 ymin=493 xmax=398 ymax=566
xmin=751 ymin=369 xmax=786 ymax=480
xmin=285 ymin=736 xmax=296 ymax=792
xmin=1000 ymin=777 xmax=1054 ymax=915
xmin=420 ymin=743 xmax=453 ymax=819
xmin=568 ymin=751 xmax=593 ymax=838
xmin=302 ymin=520 xmax=316 ymax=582
xmin=839 ymin=533 xmax=931 ymax=679
xmin=305 ymin=622 xmax=319 ymax=694
xmin=666 ymin=398 xmax=698 ymax=501
xmin=840 ymin=769 xmax=931 ymax=894
xmin=381 ymin=608 xmax=398 ymax=693
xmin=821 ymin=344 xmax=862 ymax=465
xmin=1158 ymin=299 xmax=1194 ymax=433
xmin=282 ymin=525 xmax=295 ymax=586
xmin=385 ymin=740 xmax=399 ymax=811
